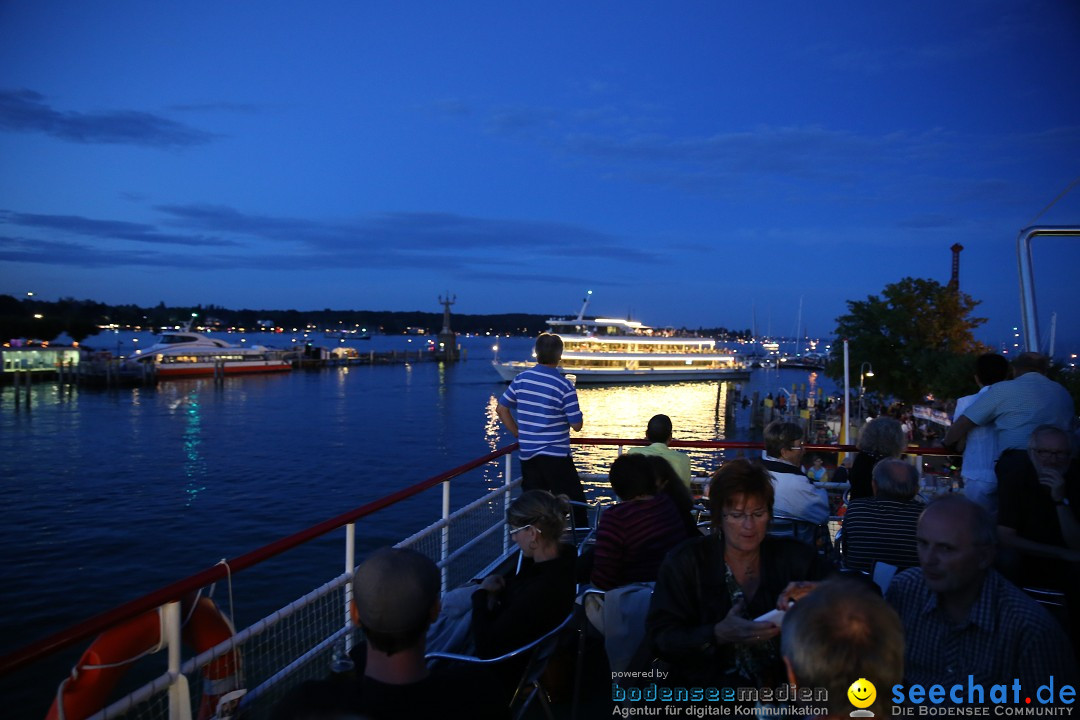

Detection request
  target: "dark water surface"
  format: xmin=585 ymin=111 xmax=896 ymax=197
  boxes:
xmin=0 ymin=332 xmax=828 ymax=714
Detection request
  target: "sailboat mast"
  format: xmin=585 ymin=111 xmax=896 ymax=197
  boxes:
xmin=793 ymin=296 xmax=803 ymax=356
xmin=576 ymin=290 xmax=593 ymax=321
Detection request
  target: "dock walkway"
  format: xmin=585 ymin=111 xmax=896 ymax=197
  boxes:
xmin=2 ymin=348 xmax=464 ymax=389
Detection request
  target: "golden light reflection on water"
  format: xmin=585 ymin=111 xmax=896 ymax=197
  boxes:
xmin=483 ymin=395 xmax=503 ymax=455
xmin=482 ymin=395 xmax=508 ymax=487
xmin=482 ymin=381 xmax=742 ymax=496
xmin=574 ymin=382 xmax=733 ymax=493
xmin=577 ymin=382 xmax=729 ymax=441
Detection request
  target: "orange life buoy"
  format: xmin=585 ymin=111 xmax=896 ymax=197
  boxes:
xmin=46 ymin=595 xmax=241 ymax=720
xmin=184 ymin=597 xmax=241 ymax=720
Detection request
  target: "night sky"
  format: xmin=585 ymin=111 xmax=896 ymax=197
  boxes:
xmin=2 ymin=2 xmax=1079 ymax=350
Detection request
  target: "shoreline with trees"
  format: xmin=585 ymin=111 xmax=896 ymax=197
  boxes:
xmin=0 ymin=294 xmax=751 ymax=344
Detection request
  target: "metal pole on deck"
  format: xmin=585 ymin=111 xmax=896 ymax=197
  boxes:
xmin=504 ymin=454 xmax=513 ymax=555
xmin=164 ymin=601 xmax=193 ymax=720
xmin=842 ymin=339 xmax=850 ymax=454
xmin=441 ymin=481 xmax=451 ymax=593
xmin=344 ymin=523 xmax=355 ymax=659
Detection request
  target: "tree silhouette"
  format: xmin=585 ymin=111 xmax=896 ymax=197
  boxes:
xmin=826 ymin=278 xmax=987 ymax=404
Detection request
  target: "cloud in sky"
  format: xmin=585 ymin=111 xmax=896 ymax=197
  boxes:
xmin=0 ymin=89 xmax=216 ymax=147
xmin=0 ymin=210 xmax=232 ymax=247
xmin=1 ymin=204 xmax=658 ymax=274
xmin=470 ymin=97 xmax=958 ymax=194
xmin=155 ymin=204 xmax=655 ymax=260
xmin=0 ymin=235 xmax=193 ymax=268
xmin=565 ymin=125 xmax=889 ymax=177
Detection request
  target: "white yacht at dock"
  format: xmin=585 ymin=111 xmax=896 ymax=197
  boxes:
xmin=492 ymin=292 xmax=750 ymax=384
xmin=127 ymin=328 xmax=292 ymax=378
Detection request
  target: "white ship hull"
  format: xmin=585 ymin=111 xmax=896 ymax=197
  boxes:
xmin=127 ymin=329 xmax=292 ymax=378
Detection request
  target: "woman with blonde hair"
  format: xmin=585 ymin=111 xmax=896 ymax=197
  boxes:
xmin=471 ymin=489 xmax=577 ymax=658
xmin=426 ymin=489 xmax=576 ymax=663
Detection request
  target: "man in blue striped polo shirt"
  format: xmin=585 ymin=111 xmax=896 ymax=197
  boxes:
xmin=496 ymin=333 xmax=587 ymax=516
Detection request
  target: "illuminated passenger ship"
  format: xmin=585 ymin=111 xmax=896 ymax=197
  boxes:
xmin=493 ymin=292 xmax=749 ymax=385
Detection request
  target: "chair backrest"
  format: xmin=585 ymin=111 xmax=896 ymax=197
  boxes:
xmin=425 ymin=609 xmax=578 ymax=717
xmin=767 ymin=516 xmax=798 ymax=539
xmin=871 ymin=561 xmax=898 ymax=593
xmin=566 ymin=499 xmax=596 ymax=544
xmin=513 ymin=611 xmax=574 ymax=700
xmin=1023 ymin=586 xmax=1070 ymax=631
xmin=771 ymin=512 xmax=832 ymax=546
xmin=574 ymin=501 xmax=610 ymax=555
xmin=425 ymin=608 xmax=576 ymax=665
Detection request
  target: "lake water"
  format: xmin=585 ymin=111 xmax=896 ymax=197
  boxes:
xmin=0 ymin=331 xmax=831 ymax=715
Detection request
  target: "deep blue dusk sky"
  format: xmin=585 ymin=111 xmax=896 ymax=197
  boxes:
xmin=2 ymin=2 xmax=1078 ymax=349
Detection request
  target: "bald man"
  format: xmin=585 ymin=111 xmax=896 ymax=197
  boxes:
xmin=885 ymin=496 xmax=1077 ymax=696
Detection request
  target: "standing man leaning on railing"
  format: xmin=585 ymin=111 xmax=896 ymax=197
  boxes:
xmin=496 ymin=332 xmax=587 ymax=525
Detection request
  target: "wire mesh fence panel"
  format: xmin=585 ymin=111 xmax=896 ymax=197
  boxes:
xmin=104 ymin=690 xmax=169 ymax=720
xmin=29 ymin=481 xmax=534 ymax=720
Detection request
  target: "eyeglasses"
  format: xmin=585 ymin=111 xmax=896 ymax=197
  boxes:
xmin=1034 ymin=448 xmax=1071 ymax=459
xmin=509 ymin=524 xmax=539 ymax=536
xmin=722 ymin=510 xmax=769 ymax=523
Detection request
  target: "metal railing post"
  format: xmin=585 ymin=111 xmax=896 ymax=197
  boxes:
xmin=441 ymin=480 xmax=451 ymax=593
xmin=503 ymin=453 xmax=513 ymax=555
xmin=1017 ymin=226 xmax=1080 ymax=353
xmin=344 ymin=523 xmax=355 ymax=656
xmin=164 ymin=601 xmax=193 ymax=720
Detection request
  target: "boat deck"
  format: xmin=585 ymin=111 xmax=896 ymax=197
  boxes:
xmin=0 ymin=439 xmax=954 ymax=720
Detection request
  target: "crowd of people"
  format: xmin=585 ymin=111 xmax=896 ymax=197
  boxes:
xmin=273 ymin=335 xmax=1079 ymax=717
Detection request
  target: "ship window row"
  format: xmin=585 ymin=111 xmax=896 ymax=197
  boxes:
xmin=157 ymin=354 xmax=254 ymax=363
xmin=561 ymin=359 xmax=727 ymax=369
xmin=564 ymin=343 xmax=714 ymax=354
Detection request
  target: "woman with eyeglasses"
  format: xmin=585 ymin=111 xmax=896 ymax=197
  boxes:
xmin=470 ymin=489 xmax=577 ymax=659
xmin=646 ymin=459 xmax=834 ymax=689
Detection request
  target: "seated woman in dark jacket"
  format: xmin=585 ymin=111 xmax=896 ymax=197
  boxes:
xmin=646 ymin=459 xmax=834 ymax=689
xmin=471 ymin=489 xmax=577 ymax=658
xmin=590 ymin=454 xmax=691 ymax=590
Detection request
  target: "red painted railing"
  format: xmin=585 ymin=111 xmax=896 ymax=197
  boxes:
xmin=0 ymin=445 xmax=516 ymax=677
xmin=0 ymin=438 xmax=954 ymax=678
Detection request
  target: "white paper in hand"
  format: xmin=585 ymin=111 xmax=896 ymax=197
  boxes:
xmin=753 ymin=608 xmax=785 ymax=626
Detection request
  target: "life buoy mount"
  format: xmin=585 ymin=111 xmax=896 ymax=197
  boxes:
xmin=46 ymin=593 xmax=242 ymax=720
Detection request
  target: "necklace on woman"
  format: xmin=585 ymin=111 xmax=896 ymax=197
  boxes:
xmin=725 ymin=551 xmax=760 ymax=578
